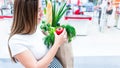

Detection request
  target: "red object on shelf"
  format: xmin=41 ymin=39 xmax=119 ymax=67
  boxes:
xmin=80 ymin=12 xmax=84 ymax=15
xmin=77 ymin=0 xmax=81 ymax=6
xmin=74 ymin=9 xmax=84 ymax=15
xmin=0 ymin=16 xmax=13 ymax=19
xmin=74 ymin=9 xmax=80 ymax=15
xmin=65 ymin=15 xmax=92 ymax=21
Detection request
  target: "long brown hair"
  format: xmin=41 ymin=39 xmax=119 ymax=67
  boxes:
xmin=8 ymin=0 xmax=39 ymax=63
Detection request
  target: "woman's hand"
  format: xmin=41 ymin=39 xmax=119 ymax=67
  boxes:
xmin=54 ymin=28 xmax=67 ymax=47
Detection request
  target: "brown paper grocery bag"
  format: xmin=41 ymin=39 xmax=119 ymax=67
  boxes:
xmin=56 ymin=42 xmax=73 ymax=68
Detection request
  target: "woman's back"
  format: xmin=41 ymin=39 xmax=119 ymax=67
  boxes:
xmin=9 ymin=28 xmax=48 ymax=60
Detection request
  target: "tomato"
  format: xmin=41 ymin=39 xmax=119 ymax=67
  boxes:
xmin=56 ymin=27 xmax=64 ymax=35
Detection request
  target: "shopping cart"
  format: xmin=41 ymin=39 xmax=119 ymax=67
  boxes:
xmin=65 ymin=15 xmax=92 ymax=36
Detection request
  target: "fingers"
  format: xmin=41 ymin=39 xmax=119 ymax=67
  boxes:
xmin=54 ymin=28 xmax=67 ymax=39
xmin=54 ymin=31 xmax=57 ymax=36
xmin=54 ymin=28 xmax=68 ymax=45
xmin=61 ymin=28 xmax=67 ymax=36
xmin=62 ymin=29 xmax=68 ymax=42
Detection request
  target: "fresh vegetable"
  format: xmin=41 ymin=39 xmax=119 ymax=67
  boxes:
xmin=40 ymin=0 xmax=76 ymax=48
xmin=56 ymin=27 xmax=64 ymax=35
xmin=44 ymin=0 xmax=69 ymax=27
xmin=62 ymin=25 xmax=76 ymax=42
xmin=44 ymin=32 xmax=55 ymax=48
xmin=42 ymin=24 xmax=76 ymax=48
xmin=46 ymin=0 xmax=52 ymax=25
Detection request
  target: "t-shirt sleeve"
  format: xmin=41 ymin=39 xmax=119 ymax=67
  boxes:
xmin=9 ymin=35 xmax=28 ymax=57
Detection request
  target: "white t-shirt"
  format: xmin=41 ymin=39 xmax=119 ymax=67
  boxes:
xmin=9 ymin=28 xmax=48 ymax=60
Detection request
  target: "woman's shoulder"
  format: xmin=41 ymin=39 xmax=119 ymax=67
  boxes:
xmin=8 ymin=34 xmax=29 ymax=57
xmin=10 ymin=34 xmax=25 ymax=40
xmin=9 ymin=34 xmax=30 ymax=44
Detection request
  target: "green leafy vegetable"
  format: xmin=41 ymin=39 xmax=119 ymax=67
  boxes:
xmin=40 ymin=0 xmax=76 ymax=48
xmin=42 ymin=24 xmax=76 ymax=48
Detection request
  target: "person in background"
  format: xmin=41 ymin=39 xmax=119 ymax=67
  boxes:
xmin=106 ymin=0 xmax=115 ymax=28
xmin=6 ymin=1 xmax=13 ymax=14
xmin=95 ymin=0 xmax=108 ymax=32
xmin=115 ymin=3 xmax=120 ymax=27
xmin=83 ymin=0 xmax=95 ymax=12
xmin=8 ymin=0 xmax=67 ymax=68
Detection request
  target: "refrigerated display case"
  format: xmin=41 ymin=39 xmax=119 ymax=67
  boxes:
xmin=65 ymin=15 xmax=92 ymax=36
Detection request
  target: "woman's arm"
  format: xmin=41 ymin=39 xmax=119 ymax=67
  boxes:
xmin=15 ymin=43 xmax=60 ymax=68
xmin=15 ymin=29 xmax=67 ymax=68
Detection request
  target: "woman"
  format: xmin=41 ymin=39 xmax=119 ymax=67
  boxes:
xmin=8 ymin=0 xmax=67 ymax=68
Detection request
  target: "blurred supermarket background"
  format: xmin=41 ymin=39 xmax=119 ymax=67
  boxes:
xmin=1 ymin=0 xmax=120 ymax=68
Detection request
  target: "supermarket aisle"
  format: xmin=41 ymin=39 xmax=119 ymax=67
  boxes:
xmin=72 ymin=20 xmax=120 ymax=68
xmin=0 ymin=18 xmax=120 ymax=68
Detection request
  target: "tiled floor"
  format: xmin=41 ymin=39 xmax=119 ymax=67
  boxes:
xmin=0 ymin=17 xmax=120 ymax=68
xmin=72 ymin=22 xmax=120 ymax=57
xmin=71 ymin=17 xmax=120 ymax=68
xmin=74 ymin=56 xmax=120 ymax=68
